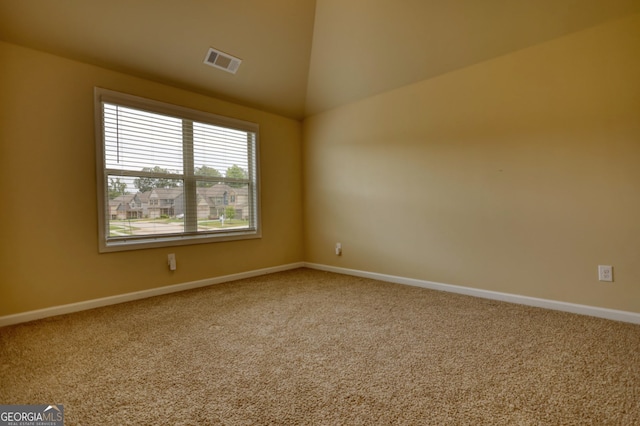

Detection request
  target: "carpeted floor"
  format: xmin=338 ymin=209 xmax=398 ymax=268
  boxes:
xmin=1 ymin=268 xmax=639 ymax=424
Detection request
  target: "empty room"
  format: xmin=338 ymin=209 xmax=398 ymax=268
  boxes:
xmin=1 ymin=0 xmax=639 ymax=424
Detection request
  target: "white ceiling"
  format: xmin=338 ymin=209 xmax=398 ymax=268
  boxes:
xmin=1 ymin=0 xmax=639 ymax=119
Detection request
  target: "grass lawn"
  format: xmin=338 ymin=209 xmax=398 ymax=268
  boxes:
xmin=198 ymin=219 xmax=249 ymax=229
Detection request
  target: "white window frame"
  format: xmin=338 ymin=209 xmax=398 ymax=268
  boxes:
xmin=95 ymin=88 xmax=261 ymax=252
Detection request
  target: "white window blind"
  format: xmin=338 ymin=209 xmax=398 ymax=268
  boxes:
xmin=95 ymin=88 xmax=260 ymax=252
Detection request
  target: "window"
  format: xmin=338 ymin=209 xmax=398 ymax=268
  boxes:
xmin=95 ymin=88 xmax=260 ymax=252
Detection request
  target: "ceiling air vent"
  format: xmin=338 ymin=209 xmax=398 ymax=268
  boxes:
xmin=203 ymin=47 xmax=242 ymax=74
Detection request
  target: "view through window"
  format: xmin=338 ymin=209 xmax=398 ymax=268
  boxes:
xmin=96 ymin=88 xmax=260 ymax=251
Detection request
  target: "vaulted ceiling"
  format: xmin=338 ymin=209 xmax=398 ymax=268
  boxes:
xmin=1 ymin=0 xmax=639 ymax=119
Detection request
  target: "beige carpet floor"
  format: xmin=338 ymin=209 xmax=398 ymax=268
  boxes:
xmin=1 ymin=268 xmax=639 ymax=425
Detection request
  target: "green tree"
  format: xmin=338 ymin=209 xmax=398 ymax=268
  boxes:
xmin=108 ymin=178 xmax=127 ymax=199
xmin=134 ymin=166 xmax=181 ymax=192
xmin=195 ymin=165 xmax=221 ymax=187
xmin=225 ymin=165 xmax=248 ymax=188
xmin=224 ymin=206 xmax=236 ymax=220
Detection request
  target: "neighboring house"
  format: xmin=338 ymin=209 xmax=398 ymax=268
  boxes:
xmin=108 ymin=193 xmax=144 ymax=220
xmin=137 ymin=191 xmax=151 ymax=217
xmin=197 ymin=184 xmax=249 ymax=220
xmin=109 ymin=184 xmax=249 ymax=220
xmin=148 ymin=188 xmax=184 ymax=219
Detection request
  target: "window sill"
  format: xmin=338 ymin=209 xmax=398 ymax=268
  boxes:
xmin=99 ymin=230 xmax=262 ymax=253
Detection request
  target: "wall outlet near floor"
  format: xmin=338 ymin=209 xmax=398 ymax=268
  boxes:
xmin=168 ymin=253 xmax=177 ymax=271
xmin=598 ymin=265 xmax=613 ymax=282
xmin=335 ymin=242 xmax=342 ymax=256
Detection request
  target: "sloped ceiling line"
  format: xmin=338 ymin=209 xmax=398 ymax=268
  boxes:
xmin=1 ymin=0 xmax=638 ymax=119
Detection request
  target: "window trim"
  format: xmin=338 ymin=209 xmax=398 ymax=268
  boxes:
xmin=94 ymin=87 xmax=261 ymax=253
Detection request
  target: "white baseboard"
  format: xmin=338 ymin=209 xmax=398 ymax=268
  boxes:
xmin=4 ymin=262 xmax=639 ymax=327
xmin=0 ymin=262 xmax=305 ymax=327
xmin=304 ymin=263 xmax=640 ymax=325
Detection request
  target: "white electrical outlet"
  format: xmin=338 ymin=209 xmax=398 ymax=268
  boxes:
xmin=598 ymin=265 xmax=612 ymax=282
xmin=335 ymin=242 xmax=342 ymax=256
xmin=168 ymin=253 xmax=177 ymax=271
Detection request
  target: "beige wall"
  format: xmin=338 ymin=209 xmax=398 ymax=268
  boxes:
xmin=0 ymin=42 xmax=303 ymax=316
xmin=2 ymin=14 xmax=639 ymax=319
xmin=303 ymin=15 xmax=640 ymax=313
